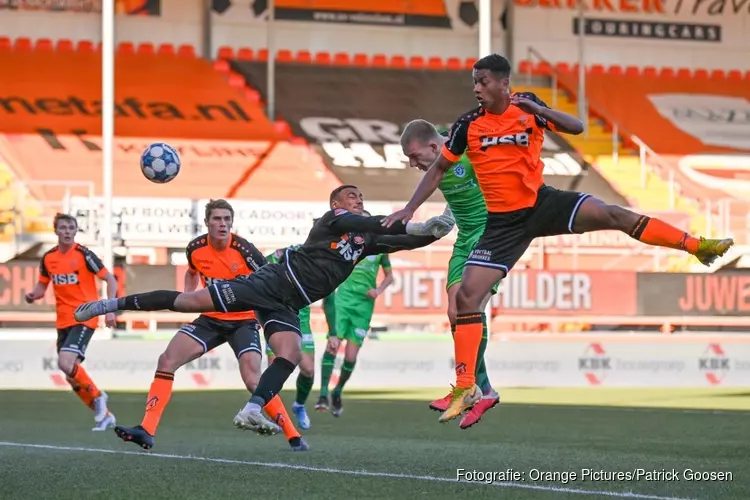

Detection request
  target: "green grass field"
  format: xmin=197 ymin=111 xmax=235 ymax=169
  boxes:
xmin=1 ymin=388 xmax=748 ymax=499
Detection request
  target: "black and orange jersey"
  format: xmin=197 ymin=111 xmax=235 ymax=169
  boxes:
xmin=39 ymin=244 xmax=109 ymax=329
xmin=441 ymin=92 xmax=554 ymax=213
xmin=186 ymin=233 xmax=266 ymax=321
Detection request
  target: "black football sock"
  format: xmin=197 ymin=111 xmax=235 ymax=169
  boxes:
xmin=248 ymin=357 xmax=297 ymax=407
xmin=113 ymin=291 xmax=182 ymax=312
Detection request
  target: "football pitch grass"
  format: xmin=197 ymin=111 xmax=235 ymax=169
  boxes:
xmin=1 ymin=388 xmax=748 ymax=499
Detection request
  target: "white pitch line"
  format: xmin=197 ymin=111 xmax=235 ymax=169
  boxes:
xmin=0 ymin=441 xmax=692 ymax=500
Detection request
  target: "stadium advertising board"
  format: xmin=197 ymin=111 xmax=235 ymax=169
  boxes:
xmin=0 ymin=0 xmax=161 ymax=15
xmin=638 ymin=272 xmax=750 ymax=316
xmin=2 ymin=336 xmax=750 ymax=389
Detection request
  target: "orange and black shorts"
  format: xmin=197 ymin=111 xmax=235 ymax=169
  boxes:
xmin=467 ymin=185 xmax=590 ymax=274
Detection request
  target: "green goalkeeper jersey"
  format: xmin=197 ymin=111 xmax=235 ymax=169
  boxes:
xmin=336 ymin=254 xmax=391 ymax=304
xmin=438 ymin=153 xmax=487 ymax=233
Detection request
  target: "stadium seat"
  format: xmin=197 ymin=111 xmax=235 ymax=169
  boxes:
xmin=177 ymin=45 xmax=195 ymax=58
xmin=256 ymin=48 xmax=269 ymax=61
xmin=518 ymin=60 xmax=533 ymax=74
xmin=333 ymin=52 xmax=350 ymax=66
xmin=277 ymin=49 xmax=293 ymax=62
xmin=625 ymin=66 xmax=640 ymax=77
xmin=727 ymin=69 xmax=743 ymax=81
xmin=56 ymin=39 xmax=74 ymax=52
xmin=446 ymin=57 xmax=462 ymax=71
xmin=409 ymin=56 xmax=425 ymax=69
xmin=608 ymin=65 xmax=624 ymax=76
xmin=535 ymin=61 xmax=552 ymax=76
xmin=352 ymin=53 xmax=369 ymax=67
xmin=137 ymin=42 xmax=155 ymax=55
xmin=296 ymin=50 xmax=312 ymax=64
xmin=709 ymin=69 xmax=725 ymax=80
xmin=0 ymin=37 xmax=10 ymax=51
xmin=227 ymin=72 xmax=245 ymax=88
xmin=236 ymin=47 xmax=253 ymax=61
xmin=659 ymin=67 xmax=676 ymax=79
xmin=213 ymin=59 xmax=230 ymax=73
xmin=274 ymin=120 xmax=292 ymax=139
xmin=427 ymin=57 xmax=444 ymax=70
xmin=14 ymin=37 xmax=32 ymax=51
xmin=314 ymin=52 xmax=332 ymax=65
xmin=118 ymin=41 xmax=135 ymax=54
xmin=745 ymin=71 xmax=750 ymax=81
xmin=244 ymin=89 xmax=262 ymax=103
xmin=77 ymin=40 xmax=95 ymax=53
xmin=694 ymin=68 xmax=709 ymax=79
xmin=555 ymin=62 xmax=571 ymax=74
xmin=157 ymin=43 xmax=175 ymax=56
xmin=34 ymin=38 xmax=54 ymax=51
xmin=372 ymin=54 xmax=387 ymax=67
xmin=676 ymin=68 xmax=691 ymax=78
xmin=589 ymin=64 xmax=605 ymax=75
xmin=217 ymin=46 xmax=234 ymax=59
xmin=390 ymin=55 xmax=407 ymax=68
xmin=643 ymin=66 xmax=658 ymax=78
xmin=464 ymin=57 xmax=477 ymax=70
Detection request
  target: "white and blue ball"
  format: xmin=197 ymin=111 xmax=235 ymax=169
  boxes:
xmin=140 ymin=143 xmax=181 ymax=183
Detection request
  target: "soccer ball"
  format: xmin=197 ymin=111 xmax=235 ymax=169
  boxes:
xmin=140 ymin=143 xmax=181 ymax=183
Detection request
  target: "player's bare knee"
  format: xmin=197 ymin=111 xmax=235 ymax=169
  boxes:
xmin=299 ymin=354 xmax=314 ymax=377
xmin=603 ymin=205 xmax=639 ymax=232
xmin=57 ymin=353 xmax=77 ymax=376
xmin=447 ymin=306 xmax=457 ymax=325
xmin=455 ymin=286 xmax=482 ymax=313
xmin=157 ymin=351 xmax=181 ymax=372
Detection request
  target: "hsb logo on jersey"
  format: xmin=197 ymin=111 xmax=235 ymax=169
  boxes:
xmin=479 ymin=128 xmax=532 ymax=151
xmin=335 ymin=234 xmax=364 ymax=262
xmin=51 ymin=273 xmax=79 ymax=285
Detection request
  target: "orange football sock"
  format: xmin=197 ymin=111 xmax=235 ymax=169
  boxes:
xmin=453 ymin=313 xmax=483 ymax=388
xmin=71 ymin=383 xmax=96 ymax=410
xmin=70 ymin=364 xmax=102 ymax=399
xmin=630 ymin=216 xmax=699 ymax=254
xmin=140 ymin=370 xmax=174 ymax=436
xmin=264 ymin=395 xmax=301 ymax=440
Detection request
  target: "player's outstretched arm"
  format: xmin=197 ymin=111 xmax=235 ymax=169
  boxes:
xmin=382 ymin=155 xmax=453 ymax=228
xmin=329 ymin=210 xmax=440 ymax=237
xmin=510 ymin=93 xmax=583 ymax=135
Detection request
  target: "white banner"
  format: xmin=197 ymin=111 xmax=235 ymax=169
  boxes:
xmin=2 ymin=336 xmax=750 ymax=390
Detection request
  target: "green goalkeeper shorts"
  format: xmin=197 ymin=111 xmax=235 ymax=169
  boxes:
xmin=335 ymin=298 xmax=375 ymax=347
xmin=448 ymin=227 xmax=501 ymax=294
xmin=265 ymin=306 xmax=314 ymax=357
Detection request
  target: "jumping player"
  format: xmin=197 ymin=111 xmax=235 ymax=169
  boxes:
xmin=74 ymin=185 xmax=454 ymax=434
xmin=112 ymin=200 xmax=308 ymax=451
xmin=399 ymin=119 xmax=500 ymax=429
xmin=25 ymin=213 xmax=117 ymax=431
xmin=316 ymin=211 xmax=394 ymax=417
xmin=384 ymin=53 xmax=734 ymax=423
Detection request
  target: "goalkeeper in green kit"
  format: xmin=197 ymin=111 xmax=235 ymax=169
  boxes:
xmin=315 ymin=210 xmax=394 ymax=417
xmin=399 ymin=119 xmax=500 ymax=429
xmin=265 ymin=246 xmax=337 ymax=430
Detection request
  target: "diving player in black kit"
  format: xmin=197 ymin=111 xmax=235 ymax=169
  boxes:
xmin=75 ymin=185 xmax=455 ymax=440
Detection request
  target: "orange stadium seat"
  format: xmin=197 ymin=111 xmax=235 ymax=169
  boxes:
xmin=77 ymin=40 xmax=95 ymax=53
xmin=659 ymin=67 xmax=676 ymax=79
xmin=555 ymin=62 xmax=571 ymax=74
xmin=694 ymin=68 xmax=709 ymax=79
xmin=625 ymin=66 xmax=640 ymax=77
xmin=236 ymin=47 xmax=253 ymax=61
xmin=676 ymin=68 xmax=691 ymax=78
xmin=464 ymin=57 xmax=476 ymax=69
xmin=296 ymin=50 xmax=312 ymax=64
xmin=277 ymin=49 xmax=293 ymax=62
xmin=589 ymin=64 xmax=605 ymax=75
xmin=427 ymin=57 xmax=443 ymax=70
xmin=446 ymin=57 xmax=461 ymax=71
xmin=709 ymin=69 xmax=725 ymax=80
xmin=518 ymin=60 xmax=532 ymax=74
xmin=409 ymin=56 xmax=425 ymax=69
xmin=118 ymin=41 xmax=135 ymax=54
xmin=56 ymin=39 xmax=74 ymax=52
xmin=213 ymin=59 xmax=230 ymax=73
xmin=643 ymin=66 xmax=658 ymax=78
xmin=314 ymin=52 xmax=331 ymax=65
xmin=256 ymin=48 xmax=269 ymax=61
xmin=157 ymin=43 xmax=175 ymax=56
xmin=34 ymin=38 xmax=54 ymax=51
xmin=333 ymin=52 xmax=350 ymax=66
xmin=608 ymin=65 xmax=623 ymax=76
xmin=535 ymin=61 xmax=552 ymax=76
xmin=352 ymin=53 xmax=369 ymax=67
xmin=217 ymin=46 xmax=234 ymax=59
xmin=137 ymin=42 xmax=155 ymax=55
xmin=372 ymin=54 xmax=387 ymax=67
xmin=390 ymin=55 xmax=406 ymax=68
xmin=727 ymin=69 xmax=743 ymax=81
xmin=0 ymin=36 xmax=10 ymax=51
xmin=178 ymin=45 xmax=196 ymax=58
xmin=14 ymin=37 xmax=32 ymax=51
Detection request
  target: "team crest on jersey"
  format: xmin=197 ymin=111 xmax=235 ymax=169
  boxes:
xmin=230 ymin=263 xmax=239 ymax=273
xmin=453 ymin=164 xmax=466 ymax=178
xmin=353 ymin=235 xmax=365 ymax=245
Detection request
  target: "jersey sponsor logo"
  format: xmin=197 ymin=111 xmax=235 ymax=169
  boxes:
xmin=230 ymin=263 xmax=240 ymax=273
xmin=453 ymin=164 xmax=466 ymax=177
xmin=219 ymin=283 xmax=237 ymax=305
xmin=479 ymin=128 xmax=532 ymax=151
xmin=51 ymin=273 xmax=79 ymax=285
xmin=335 ymin=234 xmax=364 ymax=262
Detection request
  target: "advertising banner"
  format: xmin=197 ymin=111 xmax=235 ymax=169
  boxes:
xmin=0 ymin=0 xmax=161 ymax=15
xmin=2 ymin=336 xmax=750 ymax=389
xmin=638 ymin=272 xmax=750 ymax=316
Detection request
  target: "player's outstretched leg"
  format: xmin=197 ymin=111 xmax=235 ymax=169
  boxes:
xmin=572 ymin=197 xmax=734 ymax=266
xmin=74 ymin=289 xmax=215 ymax=323
xmin=235 ymin=331 xmax=302 ymax=434
xmin=114 ymin=331 xmax=205 ymax=450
